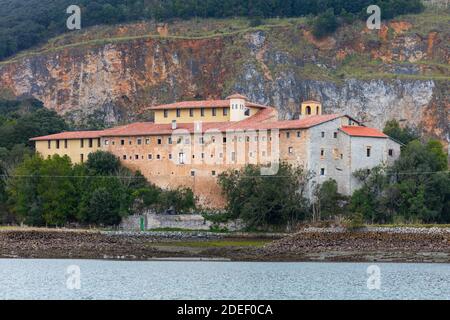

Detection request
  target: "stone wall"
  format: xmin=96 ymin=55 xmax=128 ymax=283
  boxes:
xmin=120 ymin=213 xmax=244 ymax=231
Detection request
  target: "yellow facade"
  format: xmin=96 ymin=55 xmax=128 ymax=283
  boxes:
xmin=35 ymin=138 xmax=102 ymax=164
xmin=153 ymin=106 xmax=261 ymax=124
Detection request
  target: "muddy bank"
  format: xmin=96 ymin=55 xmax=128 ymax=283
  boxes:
xmin=1 ymin=228 xmax=450 ymax=263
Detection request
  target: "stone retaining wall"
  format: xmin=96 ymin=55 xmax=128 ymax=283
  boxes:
xmin=120 ymin=214 xmax=243 ymax=231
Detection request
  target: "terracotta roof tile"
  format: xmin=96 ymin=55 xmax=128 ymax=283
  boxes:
xmin=340 ymin=126 xmax=387 ymax=138
xmin=226 ymin=93 xmax=249 ymax=100
xmin=30 ymin=131 xmax=104 ymax=141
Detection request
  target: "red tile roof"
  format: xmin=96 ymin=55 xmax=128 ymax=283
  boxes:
xmin=30 ymin=111 xmax=348 ymax=141
xmin=340 ymin=126 xmax=387 ymax=138
xmin=30 ymin=131 xmax=104 ymax=141
xmin=226 ymin=93 xmax=249 ymax=100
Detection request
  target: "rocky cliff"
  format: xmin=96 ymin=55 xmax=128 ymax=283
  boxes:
xmin=0 ymin=14 xmax=448 ymax=148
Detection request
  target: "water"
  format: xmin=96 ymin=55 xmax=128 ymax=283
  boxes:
xmin=0 ymin=259 xmax=449 ymax=300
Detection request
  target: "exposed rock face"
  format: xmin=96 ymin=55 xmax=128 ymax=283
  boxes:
xmin=0 ymin=19 xmax=448 ymax=149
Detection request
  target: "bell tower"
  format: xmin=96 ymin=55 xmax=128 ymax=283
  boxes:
xmin=300 ymin=100 xmax=322 ymax=118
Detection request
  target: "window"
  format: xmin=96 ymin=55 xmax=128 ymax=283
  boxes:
xmin=212 ymin=170 xmax=216 ymax=176
xmin=121 ymin=139 xmax=125 ymax=146
xmin=316 ymin=106 xmax=320 ymax=115
xmin=178 ymin=153 xmax=185 ymax=164
xmin=163 ymin=110 xmax=168 ymax=118
xmin=320 ymin=168 xmax=325 ymax=176
xmin=148 ymin=154 xmax=152 ymax=160
xmin=80 ymin=139 xmax=84 ymax=148
xmin=97 ymin=138 xmax=101 ymax=147
xmin=321 ymin=132 xmax=325 ymax=138
xmin=146 ymin=138 xmax=150 ymax=144
xmin=135 ymin=155 xmax=139 ymax=160
xmin=223 ymin=137 xmax=227 ymax=144
xmin=176 ymin=109 xmax=181 ymax=117
xmin=200 ymin=108 xmax=205 ymax=117
xmin=169 ymin=154 xmax=172 ymax=160
xmin=306 ymin=106 xmax=311 ymax=115
xmin=199 ymin=137 xmax=204 ymax=144
xmin=366 ymin=147 xmax=371 ymax=157
xmin=334 ymin=132 xmax=338 ymax=139
xmin=288 ymin=147 xmax=293 ymax=154
xmin=56 ymin=140 xmax=60 ymax=149
xmin=89 ymin=138 xmax=93 ymax=148
xmin=80 ymin=154 xmax=84 ymax=163
xmin=137 ymin=138 xmax=142 ymax=145
xmin=168 ymin=137 xmax=172 ymax=144
xmin=64 ymin=139 xmax=68 ymax=148
xmin=104 ymin=139 xmax=109 ymax=146
xmin=223 ymin=108 xmax=228 ymax=116
xmin=156 ymin=154 xmax=161 ymax=160
xmin=212 ymin=108 xmax=217 ymax=116
xmin=157 ymin=138 xmax=162 ymax=145
xmin=297 ymin=131 xmax=301 ymax=138
xmin=123 ymin=155 xmax=127 ymax=160
xmin=129 ymin=140 xmax=132 ymax=145
xmin=190 ymin=170 xmax=195 ymax=177
xmin=286 ymin=132 xmax=290 ymax=139
xmin=320 ymin=149 xmax=325 ymax=157
xmin=244 ymin=108 xmax=250 ymax=116
xmin=48 ymin=141 xmax=51 ymax=149
xmin=185 ymin=138 xmax=190 ymax=145
xmin=388 ymin=149 xmax=394 ymax=157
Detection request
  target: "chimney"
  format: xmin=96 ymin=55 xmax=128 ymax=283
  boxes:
xmin=171 ymin=120 xmax=177 ymax=130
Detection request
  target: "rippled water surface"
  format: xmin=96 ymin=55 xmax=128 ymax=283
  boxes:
xmin=0 ymin=259 xmax=449 ymax=299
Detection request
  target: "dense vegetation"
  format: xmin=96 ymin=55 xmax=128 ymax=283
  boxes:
xmin=0 ymin=0 xmax=424 ymax=60
xmin=5 ymin=151 xmax=196 ymax=226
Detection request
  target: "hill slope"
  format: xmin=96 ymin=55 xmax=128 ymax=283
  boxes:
xmin=0 ymin=13 xmax=448 ymax=147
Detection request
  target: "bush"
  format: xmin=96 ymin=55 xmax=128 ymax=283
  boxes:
xmin=218 ymin=163 xmax=310 ymax=229
xmin=312 ymin=9 xmax=339 ymax=38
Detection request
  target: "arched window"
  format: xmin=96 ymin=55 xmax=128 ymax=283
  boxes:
xmin=306 ymin=106 xmax=311 ymax=115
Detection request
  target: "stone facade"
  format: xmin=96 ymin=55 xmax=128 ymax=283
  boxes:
xmin=31 ymin=96 xmax=402 ymax=207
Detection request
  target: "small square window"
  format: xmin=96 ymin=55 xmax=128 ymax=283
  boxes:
xmin=157 ymin=138 xmax=162 ymax=145
xmin=137 ymin=138 xmax=142 ymax=145
xmin=320 ymin=168 xmax=325 ymax=176
xmin=146 ymin=138 xmax=150 ymax=144
xmin=190 ymin=171 xmax=195 ymax=177
xmin=135 ymin=155 xmax=139 ymax=160
xmin=321 ymin=132 xmax=325 ymax=138
xmin=169 ymin=154 xmax=172 ymax=160
xmin=297 ymin=131 xmax=301 ymax=138
xmin=121 ymin=139 xmax=125 ymax=145
xmin=212 ymin=171 xmax=216 ymax=176
xmin=288 ymin=147 xmax=293 ymax=154
xmin=148 ymin=154 xmax=152 ymax=160
xmin=223 ymin=137 xmax=227 ymax=144
xmin=334 ymin=132 xmax=338 ymax=138
xmin=157 ymin=154 xmax=161 ymax=160
xmin=123 ymin=155 xmax=127 ymax=160
xmin=388 ymin=149 xmax=394 ymax=157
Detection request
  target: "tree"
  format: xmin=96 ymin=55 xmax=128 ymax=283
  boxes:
xmin=383 ymin=120 xmax=419 ymax=145
xmin=85 ymin=150 xmax=120 ymax=175
xmin=218 ymin=163 xmax=310 ymax=229
xmin=312 ymin=9 xmax=339 ymax=38
xmin=312 ymin=179 xmax=347 ymax=221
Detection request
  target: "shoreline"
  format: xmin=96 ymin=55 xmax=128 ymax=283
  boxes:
xmin=1 ymin=227 xmax=449 ymax=263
